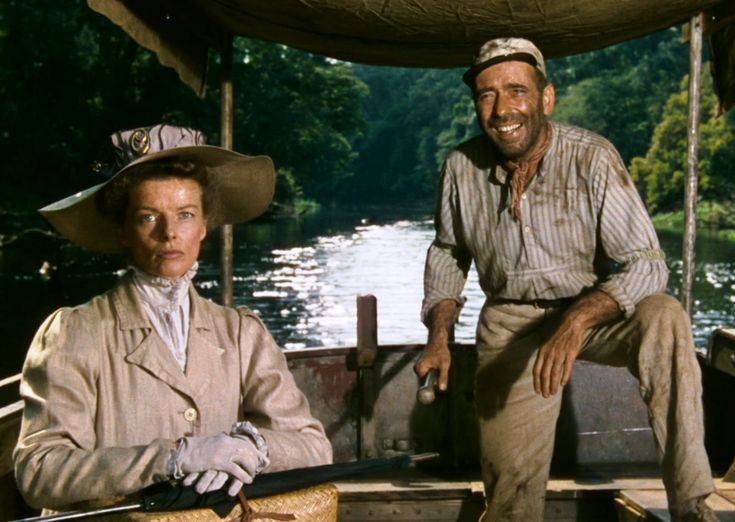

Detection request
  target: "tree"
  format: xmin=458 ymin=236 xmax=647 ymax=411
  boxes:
xmin=630 ymin=69 xmax=735 ymax=213
xmin=0 ymin=0 xmax=214 ymax=209
xmin=231 ymin=40 xmax=368 ymax=204
xmin=348 ymin=27 xmax=692 ymax=207
xmin=350 ymin=66 xmax=470 ymax=204
xmin=548 ymin=27 xmax=689 ymax=164
xmin=0 ymin=1 xmax=369 ymax=212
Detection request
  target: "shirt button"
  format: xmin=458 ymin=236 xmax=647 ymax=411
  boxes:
xmin=521 ymin=193 xmax=527 ymax=200
xmin=524 ymin=225 xmax=531 ymax=232
xmin=183 ymin=408 xmax=198 ymax=422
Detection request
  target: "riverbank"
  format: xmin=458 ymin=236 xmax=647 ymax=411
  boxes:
xmin=652 ymin=202 xmax=735 ymax=241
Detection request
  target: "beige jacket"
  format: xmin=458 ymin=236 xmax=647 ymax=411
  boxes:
xmin=14 ymin=273 xmax=332 ymax=509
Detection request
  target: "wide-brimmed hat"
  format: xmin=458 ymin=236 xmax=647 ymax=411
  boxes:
xmin=40 ymin=124 xmax=275 ymax=253
xmin=462 ymin=37 xmax=546 ymax=87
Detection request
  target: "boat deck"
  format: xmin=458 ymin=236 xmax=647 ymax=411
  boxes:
xmin=617 ymin=484 xmax=735 ymax=521
xmin=334 ymin=469 xmax=735 ymax=521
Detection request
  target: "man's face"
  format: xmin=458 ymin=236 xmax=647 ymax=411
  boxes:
xmin=473 ymin=61 xmax=555 ymax=160
xmin=121 ymin=177 xmax=207 ymax=279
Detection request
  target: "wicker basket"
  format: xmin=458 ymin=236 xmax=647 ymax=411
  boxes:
xmin=98 ymin=483 xmax=338 ymax=522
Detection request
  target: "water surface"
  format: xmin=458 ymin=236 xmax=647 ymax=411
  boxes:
xmin=195 ymin=218 xmax=735 ymax=351
xmin=2 ymin=209 xmax=734 ymax=378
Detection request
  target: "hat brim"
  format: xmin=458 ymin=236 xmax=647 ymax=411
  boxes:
xmin=462 ymin=52 xmax=543 ymax=87
xmin=40 ymin=146 xmax=275 ymax=253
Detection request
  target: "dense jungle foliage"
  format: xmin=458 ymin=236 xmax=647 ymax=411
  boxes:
xmin=1 ymin=1 xmax=733 ymax=217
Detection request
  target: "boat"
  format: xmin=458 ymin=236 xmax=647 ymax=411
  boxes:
xmin=2 ymin=1 xmax=735 ymax=520
xmin=2 ymin=303 xmax=735 ymax=520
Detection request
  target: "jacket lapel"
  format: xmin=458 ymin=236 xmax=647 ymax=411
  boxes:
xmin=184 ymin=290 xmax=226 ymax=400
xmin=111 ymin=274 xmax=195 ymax=398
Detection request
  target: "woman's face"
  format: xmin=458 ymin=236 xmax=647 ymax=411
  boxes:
xmin=121 ymin=177 xmax=207 ymax=279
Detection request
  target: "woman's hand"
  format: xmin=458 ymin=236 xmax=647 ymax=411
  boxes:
xmin=172 ymin=433 xmax=261 ymax=496
xmin=182 ymin=470 xmax=244 ymax=496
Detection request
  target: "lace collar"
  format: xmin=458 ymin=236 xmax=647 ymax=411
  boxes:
xmin=129 ymin=262 xmax=198 ymax=314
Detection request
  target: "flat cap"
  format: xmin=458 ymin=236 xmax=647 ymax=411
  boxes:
xmin=463 ymin=37 xmax=546 ymax=87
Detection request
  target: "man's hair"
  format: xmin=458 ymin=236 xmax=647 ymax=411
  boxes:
xmin=533 ymin=68 xmax=549 ymax=91
xmin=96 ymin=160 xmax=217 ymax=226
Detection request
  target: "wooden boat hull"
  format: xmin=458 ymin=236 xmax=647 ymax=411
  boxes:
xmin=286 ymin=343 xmax=661 ymax=472
xmin=1 ymin=340 xmax=734 ymax=520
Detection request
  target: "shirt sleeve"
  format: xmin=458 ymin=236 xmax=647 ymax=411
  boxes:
xmin=237 ymin=310 xmax=333 ymax=471
xmin=593 ymin=146 xmax=669 ymax=317
xmin=13 ymin=309 xmax=175 ymax=510
xmin=421 ymin=156 xmax=472 ymax=326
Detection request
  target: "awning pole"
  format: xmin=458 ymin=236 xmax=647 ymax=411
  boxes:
xmin=220 ymin=36 xmax=234 ymax=307
xmin=681 ymin=13 xmax=704 ymax=316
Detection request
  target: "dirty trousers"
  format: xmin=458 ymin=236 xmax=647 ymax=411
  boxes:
xmin=475 ymin=294 xmax=714 ymax=522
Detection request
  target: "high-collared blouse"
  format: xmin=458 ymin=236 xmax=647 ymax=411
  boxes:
xmin=14 ymin=273 xmax=332 ymax=509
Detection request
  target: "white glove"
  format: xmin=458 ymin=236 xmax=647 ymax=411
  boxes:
xmin=172 ymin=433 xmax=260 ymax=495
xmin=182 ymin=470 xmax=243 ymax=496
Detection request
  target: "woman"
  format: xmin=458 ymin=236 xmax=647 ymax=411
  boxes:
xmin=14 ymin=124 xmax=332 ymax=510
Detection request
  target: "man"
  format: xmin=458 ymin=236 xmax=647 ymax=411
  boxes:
xmin=415 ymin=38 xmax=718 ymax=521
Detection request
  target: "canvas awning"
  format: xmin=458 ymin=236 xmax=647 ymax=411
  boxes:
xmin=87 ymin=0 xmax=734 ymax=109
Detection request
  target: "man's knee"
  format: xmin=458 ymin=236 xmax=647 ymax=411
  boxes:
xmin=632 ymin=294 xmax=699 ymax=377
xmin=634 ymin=294 xmax=689 ymax=328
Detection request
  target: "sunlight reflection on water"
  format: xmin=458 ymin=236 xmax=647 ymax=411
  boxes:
xmin=3 ymin=215 xmax=735 ymax=379
xmin=196 ymin=219 xmax=735 ymax=351
xmin=230 ymin=219 xmax=481 ymax=348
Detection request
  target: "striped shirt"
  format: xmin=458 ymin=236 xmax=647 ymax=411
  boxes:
xmin=422 ymin=122 xmax=668 ymax=324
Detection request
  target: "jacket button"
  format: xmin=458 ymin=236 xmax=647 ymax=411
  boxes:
xmin=184 ymin=408 xmax=198 ymax=422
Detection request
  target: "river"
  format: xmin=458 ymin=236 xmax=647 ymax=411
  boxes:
xmin=2 ymin=207 xmax=735 ymax=378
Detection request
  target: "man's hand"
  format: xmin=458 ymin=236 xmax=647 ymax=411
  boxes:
xmin=532 ymin=323 xmax=585 ymax=397
xmin=532 ymin=290 xmax=622 ymax=398
xmin=415 ymin=341 xmax=452 ymax=391
xmin=415 ymin=299 xmax=459 ymax=391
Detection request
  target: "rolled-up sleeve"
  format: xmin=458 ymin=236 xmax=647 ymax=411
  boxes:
xmin=238 ymin=310 xmax=332 ymax=471
xmin=594 ymin=148 xmax=669 ymax=317
xmin=14 ymin=309 xmax=175 ymax=510
xmin=421 ymin=158 xmax=472 ymax=325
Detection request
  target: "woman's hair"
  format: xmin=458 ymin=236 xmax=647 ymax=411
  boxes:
xmin=96 ymin=160 xmax=217 ymax=226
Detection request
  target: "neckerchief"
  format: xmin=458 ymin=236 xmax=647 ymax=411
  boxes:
xmin=501 ymin=122 xmax=552 ymax=222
